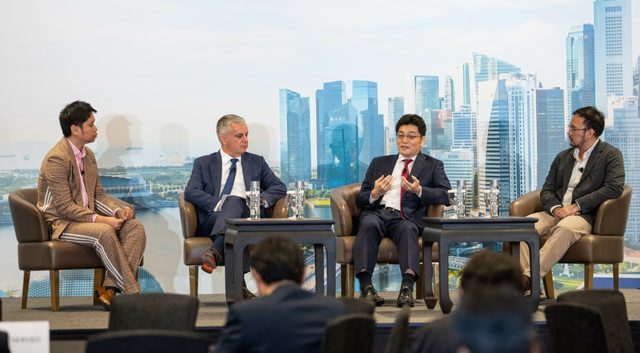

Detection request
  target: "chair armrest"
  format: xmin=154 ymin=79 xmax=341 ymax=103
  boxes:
xmin=509 ymin=189 xmax=543 ymax=217
xmin=9 ymin=191 xmax=50 ymax=243
xmin=330 ymin=183 xmax=361 ymax=237
xmin=178 ymin=192 xmax=198 ymax=239
xmin=267 ymin=196 xmax=289 ymax=218
xmin=427 ymin=204 xmax=445 ymax=217
xmin=593 ymin=184 xmax=632 ymax=236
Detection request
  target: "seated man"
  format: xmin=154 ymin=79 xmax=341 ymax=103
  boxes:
xmin=37 ymin=101 xmax=146 ymax=310
xmin=354 ymin=114 xmax=450 ymax=307
xmin=184 ymin=114 xmax=286 ymax=298
xmin=409 ymin=251 xmax=523 ymax=353
xmin=214 ymin=237 xmax=347 ymax=353
xmin=520 ymin=106 xmax=625 ymax=292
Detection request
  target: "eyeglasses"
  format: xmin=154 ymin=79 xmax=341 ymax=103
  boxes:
xmin=396 ymin=133 xmax=421 ymax=141
xmin=567 ymin=125 xmax=588 ymax=133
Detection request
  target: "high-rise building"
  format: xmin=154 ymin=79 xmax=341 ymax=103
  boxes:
xmin=453 ymin=63 xmax=472 ymax=110
xmin=388 ymin=97 xmax=404 ymax=154
xmin=536 ymin=87 xmax=566 ymax=188
xmin=470 ymin=52 xmax=521 ymax=111
xmin=452 ymin=105 xmax=475 ymax=149
xmin=431 ymin=110 xmax=453 ymax=151
xmin=316 ymin=81 xmax=346 ymax=182
xmin=566 ymin=24 xmax=595 ymax=125
xmin=442 ymin=76 xmax=455 ymax=111
xmin=604 ymin=96 xmax=639 ymax=242
xmin=634 ymin=55 xmax=640 ymax=97
xmin=279 ymin=89 xmax=311 ymax=184
xmin=351 ymin=80 xmax=384 ymax=168
xmin=594 ymin=0 xmax=633 ymax=112
xmin=430 ymin=148 xmax=474 ymax=212
xmin=415 ymin=75 xmax=440 ymax=148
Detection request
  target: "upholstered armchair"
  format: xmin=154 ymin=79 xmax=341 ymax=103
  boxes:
xmin=178 ymin=192 xmax=288 ymax=297
xmin=509 ymin=185 xmax=632 ymax=299
xmin=329 ymin=183 xmax=444 ymax=297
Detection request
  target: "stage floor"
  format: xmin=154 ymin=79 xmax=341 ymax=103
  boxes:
xmin=3 ymin=288 xmax=640 ymax=353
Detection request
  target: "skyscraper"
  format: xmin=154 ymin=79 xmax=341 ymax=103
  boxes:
xmin=634 ymin=55 xmax=640 ymax=97
xmin=452 ymin=105 xmax=475 ymax=149
xmin=442 ymin=76 xmax=455 ymax=111
xmin=536 ymin=87 xmax=566 ymax=188
xmin=594 ymin=0 xmax=633 ymax=112
xmin=388 ymin=97 xmax=404 ymax=154
xmin=351 ymin=80 xmax=384 ymax=168
xmin=604 ymin=96 xmax=639 ymax=242
xmin=279 ymin=89 xmax=311 ymax=184
xmin=316 ymin=81 xmax=346 ymax=182
xmin=414 ymin=75 xmax=440 ymax=148
xmin=566 ymin=24 xmax=595 ymax=125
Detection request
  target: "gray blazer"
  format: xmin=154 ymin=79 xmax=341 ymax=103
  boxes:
xmin=540 ymin=140 xmax=625 ymax=225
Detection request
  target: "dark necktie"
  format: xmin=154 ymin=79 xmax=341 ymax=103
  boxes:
xmin=221 ymin=158 xmax=238 ymax=196
xmin=400 ymin=158 xmax=412 ymax=219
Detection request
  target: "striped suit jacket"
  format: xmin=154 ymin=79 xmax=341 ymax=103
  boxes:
xmin=37 ymin=138 xmax=126 ymax=240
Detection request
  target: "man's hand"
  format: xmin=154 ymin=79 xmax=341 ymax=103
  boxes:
xmin=370 ymin=175 xmax=393 ymax=200
xmin=553 ymin=204 xmax=580 ymax=220
xmin=96 ymin=215 xmax=124 ymax=231
xmin=401 ymin=175 xmax=421 ymax=194
xmin=115 ymin=207 xmax=135 ymax=221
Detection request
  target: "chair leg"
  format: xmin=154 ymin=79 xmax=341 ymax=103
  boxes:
xmin=189 ymin=265 xmax=199 ymax=298
xmin=584 ymin=264 xmax=594 ymax=289
xmin=93 ymin=268 xmax=105 ymax=306
xmin=543 ymin=272 xmax=555 ymax=300
xmin=416 ymin=263 xmax=424 ymax=300
xmin=613 ymin=263 xmax=620 ymax=290
xmin=341 ymin=264 xmax=354 ymax=297
xmin=50 ymin=270 xmax=60 ymax=312
xmin=21 ymin=271 xmax=30 ymax=309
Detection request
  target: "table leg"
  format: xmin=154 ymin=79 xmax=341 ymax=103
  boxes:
xmin=526 ymin=238 xmax=540 ymax=312
xmin=233 ymin=242 xmax=245 ymax=303
xmin=326 ymin=240 xmax=336 ymax=297
xmin=438 ymin=239 xmax=453 ymax=314
xmin=225 ymin=241 xmax=234 ymax=305
xmin=314 ymin=244 xmax=325 ymax=295
xmin=423 ymin=241 xmax=437 ymax=309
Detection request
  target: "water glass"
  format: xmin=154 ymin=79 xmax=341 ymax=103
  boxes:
xmin=247 ymin=180 xmax=261 ymax=219
xmin=287 ymin=181 xmax=305 ymax=219
xmin=447 ymin=189 xmax=459 ymax=219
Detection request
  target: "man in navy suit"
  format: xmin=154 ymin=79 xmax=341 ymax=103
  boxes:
xmin=214 ymin=237 xmax=346 ymax=353
xmin=354 ymin=114 xmax=450 ymax=307
xmin=184 ymin=114 xmax=286 ymax=298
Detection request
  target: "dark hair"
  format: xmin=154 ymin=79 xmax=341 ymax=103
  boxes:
xmin=59 ymin=101 xmax=97 ymax=137
xmin=573 ymin=106 xmax=605 ymax=137
xmin=454 ymin=285 xmax=535 ymax=353
xmin=250 ymin=237 xmax=304 ymax=284
xmin=460 ymin=251 xmax=522 ymax=293
xmin=395 ymin=114 xmax=427 ymax=136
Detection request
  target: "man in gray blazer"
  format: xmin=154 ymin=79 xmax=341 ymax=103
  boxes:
xmin=521 ymin=106 xmax=625 ymax=292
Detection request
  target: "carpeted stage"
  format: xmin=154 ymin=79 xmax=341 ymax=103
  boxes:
xmin=4 ymin=289 xmax=640 ymax=353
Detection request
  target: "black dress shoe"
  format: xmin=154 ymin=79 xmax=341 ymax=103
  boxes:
xmin=360 ymin=284 xmax=385 ymax=306
xmin=242 ymin=287 xmax=257 ymax=300
xmin=397 ymin=284 xmax=415 ymax=307
xmin=521 ymin=275 xmax=531 ymax=292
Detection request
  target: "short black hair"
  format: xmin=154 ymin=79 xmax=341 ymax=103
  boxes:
xmin=250 ymin=237 xmax=304 ymax=284
xmin=59 ymin=101 xmax=97 ymax=137
xmin=455 ymin=285 xmax=535 ymax=353
xmin=460 ymin=251 xmax=522 ymax=293
xmin=573 ymin=106 xmax=605 ymax=137
xmin=395 ymin=114 xmax=427 ymax=137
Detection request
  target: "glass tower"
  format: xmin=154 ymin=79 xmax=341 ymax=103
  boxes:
xmin=388 ymin=97 xmax=404 ymax=155
xmin=536 ymin=87 xmax=566 ymax=188
xmin=566 ymin=24 xmax=595 ymax=125
xmin=279 ymin=89 xmax=311 ymax=184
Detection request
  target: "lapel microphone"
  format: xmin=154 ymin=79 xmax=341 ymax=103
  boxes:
xmin=81 ymin=169 xmax=85 ymax=175
xmin=578 ymin=167 xmax=584 ymax=173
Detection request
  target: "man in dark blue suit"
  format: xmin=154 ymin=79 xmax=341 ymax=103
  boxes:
xmin=355 ymin=114 xmax=450 ymax=307
xmin=184 ymin=114 xmax=286 ymax=297
xmin=214 ymin=237 xmax=346 ymax=353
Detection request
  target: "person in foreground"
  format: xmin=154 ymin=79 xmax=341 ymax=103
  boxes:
xmin=354 ymin=114 xmax=450 ymax=307
xmin=37 ymin=101 xmax=146 ymax=310
xmin=409 ymin=251 xmax=525 ymax=353
xmin=520 ymin=106 xmax=625 ymax=293
xmin=184 ymin=114 xmax=286 ymax=299
xmin=214 ymin=237 xmax=346 ymax=353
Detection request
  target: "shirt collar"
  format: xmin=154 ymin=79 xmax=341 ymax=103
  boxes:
xmin=67 ymin=138 xmax=86 ymax=160
xmin=220 ymin=149 xmax=242 ymax=164
xmin=573 ymin=138 xmax=599 ymax=162
xmin=397 ymin=153 xmax=418 ymax=163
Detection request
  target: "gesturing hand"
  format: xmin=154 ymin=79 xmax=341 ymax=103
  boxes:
xmin=401 ymin=175 xmax=421 ymax=194
xmin=371 ymin=175 xmax=393 ymax=200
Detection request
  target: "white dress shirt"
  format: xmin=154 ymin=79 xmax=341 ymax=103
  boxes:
xmin=552 ymin=139 xmax=599 ymax=213
xmin=220 ymin=150 xmax=246 ymax=199
xmin=372 ymin=155 xmax=418 ymax=210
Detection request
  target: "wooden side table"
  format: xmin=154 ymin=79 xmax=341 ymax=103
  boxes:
xmin=224 ymin=218 xmax=336 ymax=304
xmin=422 ymin=216 xmax=540 ymax=313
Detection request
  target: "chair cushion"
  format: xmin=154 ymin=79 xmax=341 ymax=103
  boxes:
xmin=337 ymin=236 xmax=439 ymax=263
xmin=183 ymin=237 xmax=213 ymax=265
xmin=18 ymin=241 xmax=104 ymax=270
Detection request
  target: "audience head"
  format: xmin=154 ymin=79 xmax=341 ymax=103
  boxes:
xmin=572 ymin=106 xmax=605 ymax=137
xmin=454 ymin=285 xmax=538 ymax=353
xmin=59 ymin=100 xmax=97 ymax=137
xmin=216 ymin=114 xmax=248 ymax=157
xmin=250 ymin=237 xmax=305 ymax=294
xmin=460 ymin=250 xmax=522 ymax=294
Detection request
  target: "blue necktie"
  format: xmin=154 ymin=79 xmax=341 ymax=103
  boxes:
xmin=221 ymin=158 xmax=238 ymax=196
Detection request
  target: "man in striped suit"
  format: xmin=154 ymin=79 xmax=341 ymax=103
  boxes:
xmin=37 ymin=101 xmax=146 ymax=310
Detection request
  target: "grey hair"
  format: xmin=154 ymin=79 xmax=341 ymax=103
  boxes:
xmin=217 ymin=114 xmax=246 ymax=136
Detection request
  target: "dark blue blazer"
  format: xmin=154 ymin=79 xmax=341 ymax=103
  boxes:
xmin=184 ymin=151 xmax=286 ymax=231
xmin=214 ymin=283 xmax=346 ymax=353
xmin=357 ymin=152 xmax=451 ymax=228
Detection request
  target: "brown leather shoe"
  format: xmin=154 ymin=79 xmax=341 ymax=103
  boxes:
xmin=201 ymin=249 xmax=223 ymax=274
xmin=242 ymin=287 xmax=257 ymax=300
xmin=97 ymin=288 xmax=116 ymax=311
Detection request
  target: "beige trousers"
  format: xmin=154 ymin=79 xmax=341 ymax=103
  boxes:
xmin=521 ymin=211 xmax=591 ymax=278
